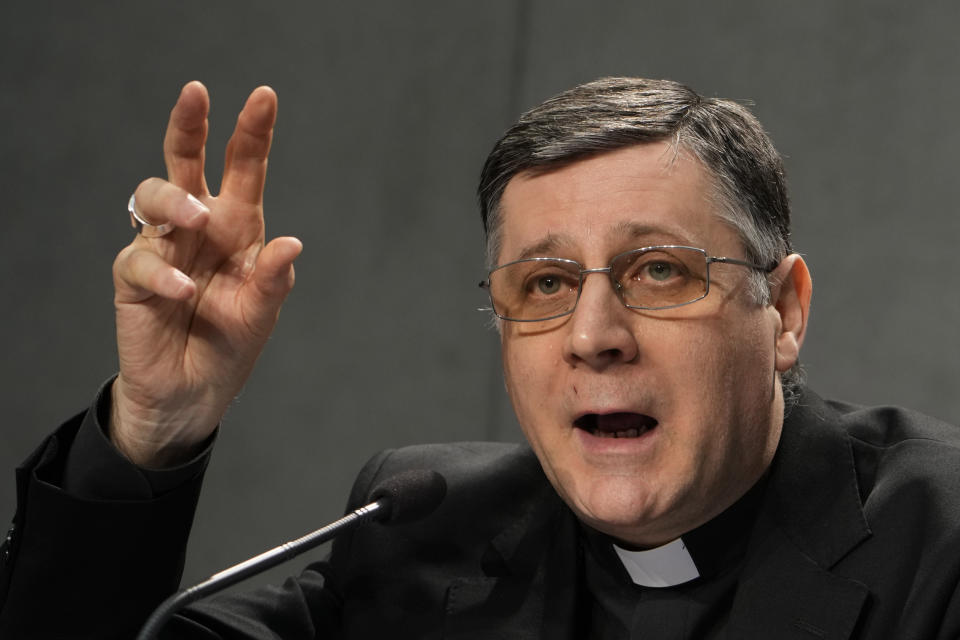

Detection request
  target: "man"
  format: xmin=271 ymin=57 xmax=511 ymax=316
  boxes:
xmin=1 ymin=77 xmax=959 ymax=638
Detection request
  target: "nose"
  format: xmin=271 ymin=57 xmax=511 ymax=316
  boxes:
xmin=562 ymin=271 xmax=639 ymax=369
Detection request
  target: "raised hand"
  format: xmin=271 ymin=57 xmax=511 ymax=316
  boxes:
xmin=110 ymin=82 xmax=302 ymax=468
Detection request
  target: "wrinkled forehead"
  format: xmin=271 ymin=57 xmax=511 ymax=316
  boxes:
xmin=492 ymin=143 xmax=732 ymax=265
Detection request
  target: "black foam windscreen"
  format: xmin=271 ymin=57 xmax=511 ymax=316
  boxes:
xmin=369 ymin=469 xmax=447 ymax=525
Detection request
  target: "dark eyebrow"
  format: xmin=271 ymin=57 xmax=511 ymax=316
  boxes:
xmin=609 ymin=221 xmax=690 ymax=245
xmin=515 ymin=233 xmax=573 ymax=261
xmin=513 ymin=221 xmax=693 ymax=262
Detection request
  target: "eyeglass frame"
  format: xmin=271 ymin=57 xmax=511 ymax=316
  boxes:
xmin=478 ymin=244 xmax=775 ymax=322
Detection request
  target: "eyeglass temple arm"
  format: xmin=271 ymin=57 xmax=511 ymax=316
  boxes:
xmin=708 ymin=256 xmax=775 ymax=272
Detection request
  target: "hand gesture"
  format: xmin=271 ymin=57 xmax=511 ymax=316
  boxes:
xmin=110 ymin=82 xmax=302 ymax=468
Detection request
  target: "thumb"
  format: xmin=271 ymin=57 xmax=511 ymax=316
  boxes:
xmin=242 ymin=236 xmax=303 ymax=333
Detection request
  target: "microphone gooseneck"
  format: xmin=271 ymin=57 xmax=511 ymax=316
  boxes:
xmin=136 ymin=469 xmax=447 ymax=640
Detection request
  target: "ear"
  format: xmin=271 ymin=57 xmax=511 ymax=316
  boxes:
xmin=769 ymin=254 xmax=812 ymax=372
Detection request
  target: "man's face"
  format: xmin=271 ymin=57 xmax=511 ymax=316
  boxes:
xmin=497 ymin=143 xmax=788 ymax=547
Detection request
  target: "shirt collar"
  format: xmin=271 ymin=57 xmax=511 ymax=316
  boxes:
xmin=613 ymin=538 xmax=700 ymax=587
xmin=585 ymin=473 xmax=769 ymax=589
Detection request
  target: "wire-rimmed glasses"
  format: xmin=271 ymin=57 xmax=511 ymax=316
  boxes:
xmin=479 ymin=245 xmax=773 ymax=322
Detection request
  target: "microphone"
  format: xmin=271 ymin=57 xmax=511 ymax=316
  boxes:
xmin=136 ymin=469 xmax=446 ymax=640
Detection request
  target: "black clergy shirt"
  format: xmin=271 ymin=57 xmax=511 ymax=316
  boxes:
xmin=582 ymin=475 xmax=768 ymax=639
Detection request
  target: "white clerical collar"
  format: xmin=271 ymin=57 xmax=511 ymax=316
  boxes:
xmin=612 ymin=538 xmax=700 ymax=588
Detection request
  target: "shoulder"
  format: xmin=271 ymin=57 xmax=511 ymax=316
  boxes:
xmin=794 ymin=395 xmax=960 ymax=634
xmin=348 ymin=441 xmax=546 ymax=511
xmin=828 ymin=398 xmax=960 ymax=487
xmin=814 ymin=395 xmax=960 ymax=536
xmin=782 ymin=389 xmax=960 ymax=542
xmin=827 ymin=397 xmax=960 ymax=450
xmin=370 ymin=441 xmax=540 ymax=481
xmin=330 ymin=442 xmax=560 ymax=585
xmin=791 ymin=390 xmax=960 ymax=478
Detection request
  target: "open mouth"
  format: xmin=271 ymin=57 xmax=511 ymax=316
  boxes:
xmin=574 ymin=413 xmax=659 ymax=439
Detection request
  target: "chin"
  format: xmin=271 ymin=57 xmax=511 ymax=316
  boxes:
xmin=553 ymin=468 xmax=681 ymax=545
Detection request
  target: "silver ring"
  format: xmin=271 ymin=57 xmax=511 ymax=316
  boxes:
xmin=128 ymin=194 xmax=175 ymax=238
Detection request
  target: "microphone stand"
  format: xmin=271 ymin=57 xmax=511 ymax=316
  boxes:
xmin=136 ymin=500 xmax=386 ymax=640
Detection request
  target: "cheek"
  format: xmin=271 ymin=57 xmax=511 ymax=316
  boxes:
xmin=689 ymin=316 xmax=779 ymax=457
xmin=689 ymin=309 xmax=775 ymax=383
xmin=501 ymin=320 xmax=566 ymax=376
xmin=658 ymin=314 xmax=776 ymax=440
xmin=501 ymin=334 xmax=555 ymax=422
xmin=500 ymin=333 xmax=574 ymax=472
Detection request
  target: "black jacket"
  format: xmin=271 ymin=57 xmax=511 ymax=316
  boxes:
xmin=2 ymin=389 xmax=960 ymax=638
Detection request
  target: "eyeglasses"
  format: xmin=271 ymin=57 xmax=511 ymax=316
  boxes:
xmin=479 ymin=245 xmax=773 ymax=322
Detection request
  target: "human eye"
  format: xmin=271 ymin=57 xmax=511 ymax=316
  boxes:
xmin=625 ymin=251 xmax=690 ymax=286
xmin=533 ymin=274 xmax=563 ymax=295
xmin=614 ymin=248 xmax=707 ymax=309
xmin=523 ymin=265 xmax=577 ymax=298
xmin=643 ymin=259 xmax=680 ymax=282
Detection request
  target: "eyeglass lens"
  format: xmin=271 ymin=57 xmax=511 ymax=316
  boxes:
xmin=488 ymin=246 xmax=710 ymax=321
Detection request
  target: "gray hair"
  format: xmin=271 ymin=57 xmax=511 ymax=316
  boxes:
xmin=477 ymin=77 xmax=804 ymax=409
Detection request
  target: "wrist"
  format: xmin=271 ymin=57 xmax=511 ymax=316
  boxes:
xmin=109 ymin=377 xmax=215 ymax=469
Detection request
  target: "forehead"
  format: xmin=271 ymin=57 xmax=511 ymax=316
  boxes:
xmin=497 ymin=142 xmax=735 ymax=262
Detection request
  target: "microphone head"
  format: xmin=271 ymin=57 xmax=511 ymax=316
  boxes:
xmin=369 ymin=469 xmax=447 ymax=525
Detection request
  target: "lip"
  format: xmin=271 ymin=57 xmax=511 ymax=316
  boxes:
xmin=572 ymin=410 xmax=660 ymax=457
xmin=574 ymin=411 xmax=658 ymax=435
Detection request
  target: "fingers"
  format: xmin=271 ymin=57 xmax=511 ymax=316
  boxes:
xmin=243 ymin=236 xmax=302 ymax=331
xmin=163 ymin=81 xmax=210 ymax=196
xmin=133 ymin=177 xmax=210 ymax=229
xmin=114 ymin=245 xmax=197 ymax=303
xmin=220 ymin=86 xmax=278 ymax=205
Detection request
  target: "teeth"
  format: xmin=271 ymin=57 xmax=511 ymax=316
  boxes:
xmin=575 ymin=413 xmax=658 ymax=439
xmin=594 ymin=427 xmax=641 ymax=438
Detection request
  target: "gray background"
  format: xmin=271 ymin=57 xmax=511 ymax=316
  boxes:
xmin=2 ymin=1 xmax=957 ymax=591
